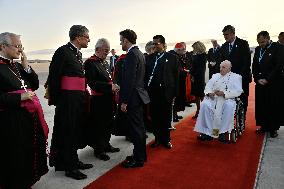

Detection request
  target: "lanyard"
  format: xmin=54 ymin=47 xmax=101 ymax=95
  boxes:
xmin=259 ymin=42 xmax=272 ymax=63
xmin=147 ymin=52 xmax=165 ymax=87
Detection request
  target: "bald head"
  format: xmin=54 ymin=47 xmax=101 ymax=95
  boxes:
xmin=220 ymin=60 xmax=232 ymax=75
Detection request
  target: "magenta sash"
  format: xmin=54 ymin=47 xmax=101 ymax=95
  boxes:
xmin=61 ymin=76 xmax=86 ymax=91
xmin=8 ymin=89 xmax=49 ymax=139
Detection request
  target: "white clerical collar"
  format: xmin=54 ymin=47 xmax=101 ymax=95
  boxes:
xmin=127 ymin=45 xmax=137 ymax=53
xmin=0 ymin=54 xmax=12 ymax=62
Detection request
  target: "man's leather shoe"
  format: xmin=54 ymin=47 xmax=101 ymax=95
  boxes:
xmin=177 ymin=115 xmax=183 ymax=119
xmin=122 ymin=159 xmax=144 ymax=168
xmin=77 ymin=161 xmax=93 ymax=170
xmin=270 ymin=130 xmax=278 ymax=138
xmin=94 ymin=152 xmax=110 ymax=161
xmin=105 ymin=145 xmax=120 ymax=153
xmin=65 ymin=169 xmax=87 ymax=180
xmin=150 ymin=141 xmax=160 ymax=148
xmin=256 ymin=128 xmax=267 ymax=134
xmin=218 ymin=134 xmax=228 ymax=143
xmin=164 ymin=142 xmax=173 ymax=149
xmin=126 ymin=155 xmax=147 ymax=162
xmin=197 ymin=134 xmax=213 ymax=141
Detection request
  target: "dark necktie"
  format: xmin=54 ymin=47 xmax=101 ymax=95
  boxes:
xmin=229 ymin=43 xmax=232 ymax=53
xmin=77 ymin=51 xmax=83 ymax=64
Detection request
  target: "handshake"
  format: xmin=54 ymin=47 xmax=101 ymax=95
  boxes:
xmin=112 ymin=84 xmax=120 ymax=92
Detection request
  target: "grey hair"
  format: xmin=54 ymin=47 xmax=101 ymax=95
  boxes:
xmin=145 ymin=41 xmax=154 ymax=54
xmin=0 ymin=32 xmax=20 ymax=45
xmin=95 ymin=38 xmax=110 ymax=50
xmin=69 ymin=25 xmax=89 ymax=41
xmin=221 ymin=60 xmax=232 ymax=69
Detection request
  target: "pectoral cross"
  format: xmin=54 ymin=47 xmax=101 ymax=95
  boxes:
xmin=21 ymin=79 xmax=27 ymax=92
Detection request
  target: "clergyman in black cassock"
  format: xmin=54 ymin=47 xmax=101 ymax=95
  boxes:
xmin=47 ymin=25 xmax=93 ymax=180
xmin=119 ymin=29 xmax=150 ymax=168
xmin=218 ymin=25 xmax=251 ymax=117
xmin=145 ymin=35 xmax=179 ymax=149
xmin=252 ymin=31 xmax=284 ymax=138
xmin=84 ymin=38 xmax=120 ymax=161
xmin=0 ymin=32 xmax=48 ymax=189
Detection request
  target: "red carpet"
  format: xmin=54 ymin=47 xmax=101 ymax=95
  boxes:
xmin=85 ymin=84 xmax=264 ymax=189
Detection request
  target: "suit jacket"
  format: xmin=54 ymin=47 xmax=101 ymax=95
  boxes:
xmin=145 ymin=52 xmax=179 ymax=102
xmin=252 ymin=42 xmax=283 ymax=82
xmin=120 ymin=46 xmax=150 ymax=107
xmin=109 ymin=55 xmax=119 ymax=72
xmin=207 ymin=47 xmax=220 ymax=68
xmin=218 ymin=37 xmax=251 ymax=85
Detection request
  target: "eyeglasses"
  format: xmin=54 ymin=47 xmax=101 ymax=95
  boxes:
xmin=5 ymin=44 xmax=24 ymax=50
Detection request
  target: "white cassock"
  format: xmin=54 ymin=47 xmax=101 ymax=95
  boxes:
xmin=194 ymin=72 xmax=243 ymax=138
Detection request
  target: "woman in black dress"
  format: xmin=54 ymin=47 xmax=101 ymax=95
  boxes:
xmin=190 ymin=41 xmax=207 ymax=119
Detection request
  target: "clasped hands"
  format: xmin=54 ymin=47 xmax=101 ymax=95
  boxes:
xmin=258 ymin=79 xmax=268 ymax=86
xmin=21 ymin=91 xmax=35 ymax=101
xmin=112 ymin=84 xmax=120 ymax=92
xmin=207 ymin=90 xmax=225 ymax=99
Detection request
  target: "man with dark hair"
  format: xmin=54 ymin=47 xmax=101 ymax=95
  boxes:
xmin=109 ymin=49 xmax=119 ymax=74
xmin=119 ymin=29 xmax=150 ymax=168
xmin=278 ymin=32 xmax=284 ymax=45
xmin=47 ymin=25 xmax=93 ymax=180
xmin=252 ymin=31 xmax=284 ymax=138
xmin=207 ymin=39 xmax=220 ymax=79
xmin=218 ymin=25 xmax=251 ymax=118
xmin=145 ymin=34 xmax=179 ymax=149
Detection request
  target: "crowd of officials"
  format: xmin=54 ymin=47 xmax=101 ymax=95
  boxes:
xmin=0 ymin=25 xmax=283 ymax=188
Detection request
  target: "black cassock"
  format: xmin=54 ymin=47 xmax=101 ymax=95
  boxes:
xmin=84 ymin=55 xmax=113 ymax=153
xmin=252 ymin=42 xmax=284 ymax=131
xmin=0 ymin=57 xmax=48 ymax=189
xmin=47 ymin=42 xmax=87 ymax=171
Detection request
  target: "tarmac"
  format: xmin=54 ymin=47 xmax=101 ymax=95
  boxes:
xmin=32 ymin=72 xmax=284 ymax=189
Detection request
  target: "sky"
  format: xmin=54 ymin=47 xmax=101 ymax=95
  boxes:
xmin=1 ymin=0 xmax=283 ymax=60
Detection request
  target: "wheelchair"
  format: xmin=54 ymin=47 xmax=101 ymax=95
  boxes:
xmin=228 ymin=97 xmax=245 ymax=143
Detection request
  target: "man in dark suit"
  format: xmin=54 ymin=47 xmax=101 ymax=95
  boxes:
xmin=119 ymin=29 xmax=150 ymax=168
xmin=252 ymin=31 xmax=284 ymax=138
xmin=218 ymin=25 xmax=251 ymax=117
xmin=145 ymin=35 xmax=179 ymax=149
xmin=109 ymin=49 xmax=119 ymax=74
xmin=207 ymin=39 xmax=220 ymax=79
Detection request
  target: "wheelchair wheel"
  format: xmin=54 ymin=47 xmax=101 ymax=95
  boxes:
xmin=236 ymin=101 xmax=245 ymax=135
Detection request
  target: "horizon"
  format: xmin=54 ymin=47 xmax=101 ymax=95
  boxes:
xmin=1 ymin=0 xmax=283 ymax=60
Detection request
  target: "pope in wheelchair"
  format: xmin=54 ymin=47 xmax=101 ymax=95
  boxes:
xmin=194 ymin=60 xmax=243 ymax=143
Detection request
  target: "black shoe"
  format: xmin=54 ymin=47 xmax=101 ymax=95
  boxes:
xmin=77 ymin=161 xmax=93 ymax=170
xmin=270 ymin=131 xmax=278 ymax=138
xmin=126 ymin=155 xmax=147 ymax=162
xmin=95 ymin=152 xmax=110 ymax=161
xmin=122 ymin=159 xmax=144 ymax=168
xmin=197 ymin=134 xmax=213 ymax=141
xmin=105 ymin=145 xmax=120 ymax=153
xmin=218 ymin=134 xmax=228 ymax=143
xmin=150 ymin=141 xmax=160 ymax=148
xmin=256 ymin=128 xmax=267 ymax=134
xmin=163 ymin=142 xmax=173 ymax=149
xmin=65 ymin=169 xmax=87 ymax=180
xmin=173 ymin=118 xmax=179 ymax=122
xmin=177 ymin=115 xmax=183 ymax=119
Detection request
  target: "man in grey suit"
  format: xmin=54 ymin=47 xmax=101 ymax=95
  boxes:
xmin=119 ymin=29 xmax=150 ymax=168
